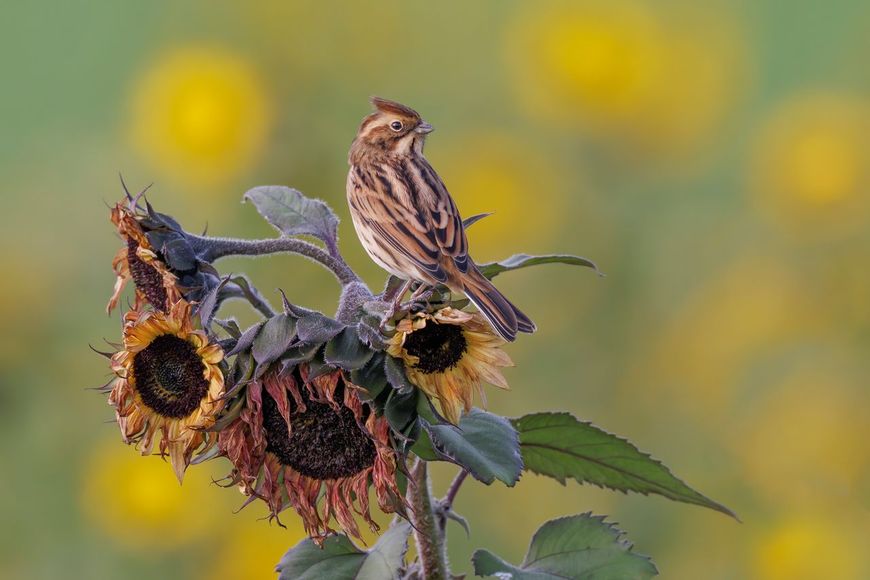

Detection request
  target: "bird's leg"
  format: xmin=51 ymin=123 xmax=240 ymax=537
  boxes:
xmin=407 ymin=284 xmax=434 ymax=306
xmin=381 ymin=280 xmax=414 ymax=330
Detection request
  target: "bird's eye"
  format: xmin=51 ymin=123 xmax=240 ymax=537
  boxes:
xmin=389 ymin=120 xmax=403 ymax=132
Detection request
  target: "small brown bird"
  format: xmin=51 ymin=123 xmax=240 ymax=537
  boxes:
xmin=346 ymin=97 xmax=535 ymax=342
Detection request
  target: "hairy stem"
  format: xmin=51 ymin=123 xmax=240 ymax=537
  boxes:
xmin=408 ymin=460 xmax=450 ymax=579
xmin=442 ymin=469 xmax=468 ymax=512
xmin=221 ymin=280 xmax=275 ymax=318
xmin=437 ymin=469 xmax=469 ymax=536
xmin=190 ymin=235 xmax=360 ymax=286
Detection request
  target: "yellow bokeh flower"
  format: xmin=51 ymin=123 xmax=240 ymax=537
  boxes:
xmin=203 ymin=517 xmax=306 ymax=580
xmin=80 ymin=440 xmax=227 ymax=551
xmin=507 ymin=0 xmax=665 ymax=124
xmin=735 ymin=370 xmax=868 ymax=508
xmin=754 ymin=516 xmax=868 ymax=580
xmin=129 ymin=46 xmax=271 ymax=187
xmin=750 ymin=93 xmax=870 ymax=235
xmin=506 ymin=0 xmax=746 ymax=161
xmin=628 ymin=256 xmax=818 ymax=416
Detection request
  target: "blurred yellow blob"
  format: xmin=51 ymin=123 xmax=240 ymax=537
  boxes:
xmin=751 ymin=93 xmax=869 ymax=234
xmin=81 ymin=439 xmax=226 ymax=550
xmin=129 ymin=47 xmax=271 ymax=187
xmin=510 ymin=1 xmax=664 ymax=123
xmin=737 ymin=371 xmax=868 ymax=508
xmin=755 ymin=516 xmax=866 ymax=580
xmin=430 ymin=134 xmax=564 ymax=258
xmin=0 ymin=257 xmax=52 ymax=368
xmin=506 ymin=0 xmax=746 ymax=160
xmin=203 ymin=516 xmax=306 ymax=580
xmin=634 ymin=257 xmax=816 ymax=414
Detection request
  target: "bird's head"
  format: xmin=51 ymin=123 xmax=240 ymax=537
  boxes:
xmin=350 ymin=97 xmax=433 ymax=161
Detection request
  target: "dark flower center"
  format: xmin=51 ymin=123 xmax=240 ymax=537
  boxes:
xmin=403 ymin=321 xmax=468 ymax=374
xmin=262 ymin=381 xmax=376 ymax=480
xmin=132 ymin=334 xmax=209 ymax=418
xmin=127 ymin=238 xmax=169 ymax=312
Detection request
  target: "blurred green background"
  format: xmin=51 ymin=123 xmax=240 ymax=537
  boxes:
xmin=1 ymin=0 xmax=868 ymax=578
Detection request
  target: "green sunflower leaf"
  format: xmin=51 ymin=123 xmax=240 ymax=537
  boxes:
xmin=243 ymin=185 xmax=339 ymax=250
xmin=252 ymin=313 xmax=298 ymax=366
xmin=478 ymin=253 xmax=602 ymax=279
xmin=384 ymin=388 xmax=419 ymax=435
xmin=276 ymin=521 xmax=411 ymax=580
xmin=324 ymin=326 xmax=374 ymax=371
xmin=421 ymin=408 xmax=523 ymax=486
xmin=512 ymin=413 xmax=737 ymax=519
xmin=472 ymin=513 xmax=657 ymax=579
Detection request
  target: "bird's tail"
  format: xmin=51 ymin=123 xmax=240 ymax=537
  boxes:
xmin=461 ymin=265 xmax=536 ymax=342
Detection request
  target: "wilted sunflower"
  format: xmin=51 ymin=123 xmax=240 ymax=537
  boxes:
xmin=219 ymin=364 xmax=401 ymax=543
xmin=108 ymin=300 xmax=225 ymax=482
xmin=387 ymin=307 xmax=513 ymax=424
xmin=107 ymin=200 xmax=183 ymax=314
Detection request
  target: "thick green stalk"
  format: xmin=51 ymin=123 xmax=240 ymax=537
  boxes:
xmin=408 ymin=460 xmax=450 ymax=579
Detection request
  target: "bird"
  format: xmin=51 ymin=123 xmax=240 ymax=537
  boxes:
xmin=346 ymin=97 xmax=536 ymax=342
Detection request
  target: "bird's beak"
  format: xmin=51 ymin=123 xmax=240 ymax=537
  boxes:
xmin=415 ymin=121 xmax=434 ymax=135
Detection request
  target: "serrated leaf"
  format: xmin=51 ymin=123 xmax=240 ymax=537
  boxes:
xmin=276 ymin=522 xmax=410 ymax=580
xmin=296 ymin=312 xmax=345 ymax=344
xmin=512 ymin=413 xmax=736 ymax=519
xmin=324 ymin=326 xmax=374 ymax=371
xmin=478 ymin=253 xmax=602 ymax=280
xmin=472 ymin=513 xmax=657 ymax=579
xmin=423 ymin=408 xmax=522 ymax=486
xmin=252 ymin=314 xmax=298 ymax=365
xmin=356 ymin=520 xmax=412 ymax=579
xmin=276 ymin=535 xmax=364 ymax=580
xmin=244 ymin=185 xmax=339 ymax=249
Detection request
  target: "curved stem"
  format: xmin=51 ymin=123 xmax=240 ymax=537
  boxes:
xmin=221 ymin=280 xmax=275 ymax=318
xmin=407 ymin=459 xmax=450 ymax=579
xmin=190 ymin=235 xmax=360 ymax=286
xmin=442 ymin=469 xmax=468 ymax=512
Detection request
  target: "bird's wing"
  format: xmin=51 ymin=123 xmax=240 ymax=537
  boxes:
xmin=412 ymin=158 xmax=470 ymax=273
xmin=348 ymin=164 xmax=449 ymax=283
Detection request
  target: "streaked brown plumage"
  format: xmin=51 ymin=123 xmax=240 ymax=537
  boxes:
xmin=346 ymin=97 xmax=535 ymax=342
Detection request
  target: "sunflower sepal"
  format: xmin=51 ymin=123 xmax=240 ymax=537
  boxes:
xmin=349 ymin=352 xmax=390 ymax=403
xmin=324 ymin=325 xmax=375 ymax=371
xmin=252 ymin=313 xmax=298 ymax=366
xmin=295 ymin=311 xmax=346 ymax=343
